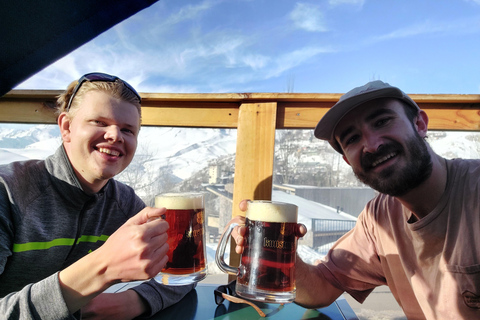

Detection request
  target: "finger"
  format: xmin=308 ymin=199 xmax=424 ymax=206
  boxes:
xmin=152 ymin=243 xmax=169 ymax=271
xmin=235 ymin=244 xmax=244 ymax=255
xmin=151 ymin=230 xmax=169 ymax=248
xmin=239 ymin=199 xmax=250 ymax=212
xmin=230 ymin=224 xmax=245 ymax=239
xmin=142 ymin=219 xmax=169 ymax=240
xmin=296 ymin=223 xmax=307 ymax=238
xmin=235 ymin=233 xmax=245 ymax=246
xmin=128 ymin=207 xmax=167 ymax=225
xmin=157 ymin=254 xmax=169 ymax=272
xmin=153 ymin=238 xmax=169 ymax=257
xmin=233 ymin=225 xmax=246 ymax=238
xmin=238 ymin=225 xmax=247 ymax=236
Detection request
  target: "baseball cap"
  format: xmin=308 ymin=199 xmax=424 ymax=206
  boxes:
xmin=314 ymin=80 xmax=420 ymax=153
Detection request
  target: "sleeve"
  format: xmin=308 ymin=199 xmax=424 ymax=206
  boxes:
xmin=0 ymin=180 xmax=77 ymax=319
xmin=0 ymin=273 xmax=78 ymax=320
xmin=317 ymin=201 xmax=387 ymax=303
xmin=0 ymin=177 xmax=13 ymax=274
xmin=130 ymin=280 xmax=195 ymax=317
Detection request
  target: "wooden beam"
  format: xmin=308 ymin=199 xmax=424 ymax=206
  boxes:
xmin=276 ymin=101 xmax=480 ymax=131
xmin=0 ymin=99 xmax=58 ymax=124
xmin=229 ymin=102 xmax=277 ymax=275
xmin=1 ymin=90 xmax=480 ymax=131
xmin=232 ymin=102 xmax=277 ymax=215
xmin=141 ymin=102 xmax=239 ymax=128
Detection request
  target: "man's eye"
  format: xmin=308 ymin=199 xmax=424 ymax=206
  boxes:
xmin=375 ymin=117 xmax=391 ymax=127
xmin=345 ymin=135 xmax=359 ymax=146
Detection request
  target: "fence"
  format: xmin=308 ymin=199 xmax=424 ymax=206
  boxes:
xmin=312 ymin=219 xmax=356 ymax=251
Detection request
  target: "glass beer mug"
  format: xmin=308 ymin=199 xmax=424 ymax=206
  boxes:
xmin=154 ymin=192 xmax=207 ymax=285
xmin=216 ymin=200 xmax=298 ymax=303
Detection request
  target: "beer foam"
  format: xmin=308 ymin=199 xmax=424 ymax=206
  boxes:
xmin=246 ymin=201 xmax=297 ymax=223
xmin=155 ymin=193 xmax=204 ymax=210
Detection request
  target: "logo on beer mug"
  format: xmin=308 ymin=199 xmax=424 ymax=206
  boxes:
xmin=216 ymin=201 xmax=298 ymax=303
xmin=154 ymin=192 xmax=207 ymax=285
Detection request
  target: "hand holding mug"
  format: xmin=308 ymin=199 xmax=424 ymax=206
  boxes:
xmin=233 ymin=200 xmax=307 ymax=255
xmin=216 ymin=200 xmax=304 ymax=303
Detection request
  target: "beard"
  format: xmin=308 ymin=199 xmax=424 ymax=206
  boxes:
xmin=353 ymin=132 xmax=432 ymax=197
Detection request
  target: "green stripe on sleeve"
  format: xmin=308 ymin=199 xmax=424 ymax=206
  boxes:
xmin=12 ymin=234 xmax=110 ymax=253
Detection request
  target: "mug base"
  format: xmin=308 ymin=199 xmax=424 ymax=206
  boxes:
xmin=154 ymin=268 xmax=207 ymax=285
xmin=236 ymin=283 xmax=296 ymax=304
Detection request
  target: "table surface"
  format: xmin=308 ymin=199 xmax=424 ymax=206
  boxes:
xmin=107 ymin=282 xmax=359 ymax=320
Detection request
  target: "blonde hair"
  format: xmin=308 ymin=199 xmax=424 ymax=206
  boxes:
xmin=56 ymin=78 xmax=142 ymax=123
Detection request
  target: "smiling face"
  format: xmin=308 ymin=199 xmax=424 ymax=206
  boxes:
xmin=58 ymin=90 xmax=140 ymax=194
xmin=334 ymin=98 xmax=432 ymax=196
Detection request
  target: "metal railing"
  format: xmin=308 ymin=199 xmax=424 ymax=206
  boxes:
xmin=312 ymin=219 xmax=356 ymax=251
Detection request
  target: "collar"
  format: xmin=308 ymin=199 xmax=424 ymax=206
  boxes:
xmin=45 ymin=145 xmax=111 ymax=204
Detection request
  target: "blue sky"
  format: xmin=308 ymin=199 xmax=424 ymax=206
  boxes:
xmin=16 ymin=0 xmax=480 ymax=95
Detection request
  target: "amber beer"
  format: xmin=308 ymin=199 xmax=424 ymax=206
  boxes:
xmin=154 ymin=192 xmax=207 ymax=285
xmin=215 ymin=200 xmax=298 ymax=303
xmin=238 ymin=201 xmax=298 ymax=301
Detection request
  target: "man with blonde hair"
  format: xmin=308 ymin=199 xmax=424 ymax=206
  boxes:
xmin=0 ymin=73 xmax=193 ymax=319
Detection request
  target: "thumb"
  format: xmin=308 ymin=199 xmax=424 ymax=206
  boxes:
xmin=296 ymin=223 xmax=307 ymax=238
xmin=128 ymin=206 xmax=167 ymax=225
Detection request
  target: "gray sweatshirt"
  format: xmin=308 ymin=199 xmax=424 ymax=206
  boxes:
xmin=0 ymin=146 xmax=194 ymax=319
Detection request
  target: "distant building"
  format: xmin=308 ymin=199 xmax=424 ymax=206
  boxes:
xmin=208 ymin=164 xmax=221 ymax=184
xmin=274 ymin=184 xmax=376 ymax=217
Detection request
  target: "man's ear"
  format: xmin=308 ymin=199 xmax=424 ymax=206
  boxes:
xmin=58 ymin=113 xmax=72 ymax=142
xmin=414 ymin=110 xmax=429 ymax=138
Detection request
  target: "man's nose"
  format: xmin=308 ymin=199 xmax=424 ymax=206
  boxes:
xmin=362 ymin=132 xmax=382 ymax=154
xmin=104 ymin=126 xmax=123 ymax=142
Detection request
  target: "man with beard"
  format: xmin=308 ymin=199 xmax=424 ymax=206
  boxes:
xmin=230 ymin=80 xmax=480 ymax=319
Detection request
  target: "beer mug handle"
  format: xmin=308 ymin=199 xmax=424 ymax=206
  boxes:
xmin=215 ymin=223 xmax=239 ymax=275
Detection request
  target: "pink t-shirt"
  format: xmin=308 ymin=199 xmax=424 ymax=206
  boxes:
xmin=318 ymin=158 xmax=480 ymax=319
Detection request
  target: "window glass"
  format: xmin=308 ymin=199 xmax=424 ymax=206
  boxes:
xmin=0 ymin=124 xmax=238 ymax=275
xmin=273 ymin=129 xmax=480 ymax=264
xmin=2 ymin=124 xmax=480 ymax=274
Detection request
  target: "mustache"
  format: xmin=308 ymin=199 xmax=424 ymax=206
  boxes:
xmin=361 ymin=143 xmax=401 ymax=170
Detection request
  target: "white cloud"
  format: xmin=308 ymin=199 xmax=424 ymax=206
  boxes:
xmin=265 ymin=46 xmax=333 ymax=78
xmin=369 ymin=16 xmax=480 ymax=43
xmin=242 ymin=54 xmax=270 ymax=70
xmin=162 ymin=0 xmax=220 ymax=27
xmin=289 ymin=3 xmax=328 ymax=32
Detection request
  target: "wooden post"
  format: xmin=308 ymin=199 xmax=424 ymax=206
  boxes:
xmin=228 ymin=102 xmax=277 ymax=274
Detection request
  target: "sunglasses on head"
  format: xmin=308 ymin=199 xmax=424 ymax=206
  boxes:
xmin=214 ymin=280 xmax=266 ymax=317
xmin=65 ymin=72 xmax=141 ymax=111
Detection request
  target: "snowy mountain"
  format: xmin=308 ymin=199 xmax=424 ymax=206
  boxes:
xmin=1 ymin=124 xmax=480 ymax=180
xmin=0 ymin=124 xmax=62 ymax=164
xmin=0 ymin=124 xmax=237 ymax=180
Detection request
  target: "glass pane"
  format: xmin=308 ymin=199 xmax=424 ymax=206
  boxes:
xmin=273 ymin=129 xmax=480 ymax=265
xmin=0 ymin=123 xmax=61 ymax=164
xmin=0 ymin=123 xmax=237 ymax=275
xmin=3 ymin=124 xmax=480 ymax=277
